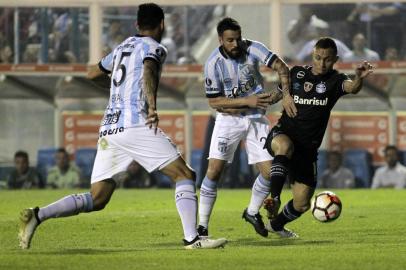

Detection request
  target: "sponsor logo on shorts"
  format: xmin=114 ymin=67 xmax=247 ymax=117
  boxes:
xmin=99 ymin=127 xmax=125 ymax=138
xmin=205 ymin=78 xmax=212 ymax=86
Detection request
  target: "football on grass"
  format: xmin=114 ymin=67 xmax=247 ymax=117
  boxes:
xmin=310 ymin=191 xmax=342 ymax=222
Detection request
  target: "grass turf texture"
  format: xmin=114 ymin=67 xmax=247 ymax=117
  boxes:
xmin=0 ymin=189 xmax=405 ymax=270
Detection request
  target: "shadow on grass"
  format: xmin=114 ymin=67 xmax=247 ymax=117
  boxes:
xmin=232 ymin=238 xmax=334 ymax=247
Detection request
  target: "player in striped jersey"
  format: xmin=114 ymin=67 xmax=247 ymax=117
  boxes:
xmin=197 ymin=17 xmax=296 ymax=238
xmin=18 ymin=3 xmax=226 ymax=250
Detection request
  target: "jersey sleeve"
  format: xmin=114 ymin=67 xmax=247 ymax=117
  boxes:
xmin=143 ymin=41 xmax=167 ymax=66
xmin=204 ymin=58 xmax=222 ymax=98
xmin=99 ymin=52 xmax=114 ymax=74
xmin=248 ymin=40 xmax=277 ymax=68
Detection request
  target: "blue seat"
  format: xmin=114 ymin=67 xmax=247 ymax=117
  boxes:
xmin=191 ymin=149 xmax=203 ymax=183
xmin=399 ymin=150 xmax=406 ymax=166
xmin=317 ymin=150 xmax=328 ymax=181
xmin=36 ymin=147 xmax=58 ymax=183
xmin=343 ymin=149 xmax=373 ymax=188
xmin=75 ymin=148 xmax=97 ymax=182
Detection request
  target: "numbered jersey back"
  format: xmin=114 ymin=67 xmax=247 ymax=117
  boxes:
xmin=99 ymin=35 xmax=167 ymax=129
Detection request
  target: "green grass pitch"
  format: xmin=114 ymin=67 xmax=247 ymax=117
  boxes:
xmin=0 ymin=189 xmax=405 ymax=270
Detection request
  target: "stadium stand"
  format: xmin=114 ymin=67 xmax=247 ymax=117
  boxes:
xmin=74 ymin=148 xmax=97 ymax=183
xmin=36 ymin=147 xmax=58 ymax=184
xmin=343 ymin=149 xmax=373 ymax=188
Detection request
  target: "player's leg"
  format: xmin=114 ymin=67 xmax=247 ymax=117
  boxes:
xmin=19 ymin=179 xmax=116 ymax=249
xmin=198 ymin=158 xmax=226 ymax=236
xmin=242 ymin=117 xmax=273 ymax=237
xmin=160 ymin=157 xmax=227 ymax=249
xmin=266 ymin=156 xmax=317 ymax=238
xmin=267 ymin=182 xmax=315 ymax=238
xmin=19 ymin=136 xmax=129 ymax=249
xmin=197 ymin=114 xmax=243 ymax=236
xmin=263 ymin=127 xmax=294 ymax=219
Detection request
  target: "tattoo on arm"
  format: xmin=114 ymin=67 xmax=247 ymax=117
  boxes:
xmin=269 ymin=89 xmax=283 ymax=104
xmin=272 ymin=58 xmax=290 ymax=97
xmin=143 ymin=59 xmax=160 ymax=110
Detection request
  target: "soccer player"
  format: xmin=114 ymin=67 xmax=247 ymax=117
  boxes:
xmin=18 ymin=3 xmax=227 ymax=250
xmin=197 ymin=17 xmax=296 ymax=238
xmin=263 ymin=37 xmax=373 ymax=237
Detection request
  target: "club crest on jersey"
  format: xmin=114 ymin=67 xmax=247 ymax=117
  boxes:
xmin=304 ymin=82 xmax=313 ymax=92
xmin=316 ymin=82 xmax=326 ymax=93
xmin=296 ymin=71 xmax=305 ymax=79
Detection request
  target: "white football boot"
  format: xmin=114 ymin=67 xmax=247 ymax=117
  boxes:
xmin=184 ymin=236 xmax=227 ymax=249
xmin=18 ymin=207 xmax=40 ymax=249
xmin=265 ymin=221 xmax=299 ymax=238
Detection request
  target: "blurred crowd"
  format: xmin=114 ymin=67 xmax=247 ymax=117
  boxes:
xmin=1 ymin=3 xmax=405 ymax=65
xmin=1 ymin=144 xmax=405 ymax=190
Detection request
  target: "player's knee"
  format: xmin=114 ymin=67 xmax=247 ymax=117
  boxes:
xmin=206 ymin=166 xmax=222 ymax=181
xmin=273 ymin=138 xmax=294 ymax=157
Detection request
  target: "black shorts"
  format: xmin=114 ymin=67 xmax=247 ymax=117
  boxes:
xmin=265 ymin=124 xmax=318 ymax=187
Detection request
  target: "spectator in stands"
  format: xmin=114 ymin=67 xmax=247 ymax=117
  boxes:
xmin=114 ymin=160 xmax=155 ymax=188
xmin=102 ymin=20 xmax=123 ymax=53
xmin=47 ymin=148 xmax=81 ymax=189
xmin=384 ymin=47 xmax=399 ymax=61
xmin=371 ymin=145 xmax=406 ymax=189
xmin=319 ymin=151 xmax=355 ymax=189
xmin=294 ymin=31 xmax=350 ymax=62
xmin=0 ymin=44 xmax=12 ymax=63
xmin=343 ymin=33 xmax=380 ymax=62
xmin=287 ymin=4 xmax=329 ymax=61
xmin=7 ymin=151 xmax=41 ymax=189
xmin=346 ymin=3 xmax=405 ymax=58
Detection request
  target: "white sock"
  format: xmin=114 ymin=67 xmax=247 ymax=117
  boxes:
xmin=38 ymin=192 xmax=93 ymax=222
xmin=247 ymin=174 xmax=271 ymax=215
xmin=175 ymin=179 xmax=198 ymax=242
xmin=198 ymin=176 xmax=218 ymax=229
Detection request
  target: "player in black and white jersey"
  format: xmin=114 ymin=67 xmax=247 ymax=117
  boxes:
xmin=263 ymin=37 xmax=373 ymax=237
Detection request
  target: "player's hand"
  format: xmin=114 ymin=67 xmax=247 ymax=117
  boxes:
xmin=355 ymin=61 xmax=374 ymax=79
xmin=246 ymin=93 xmax=272 ymax=110
xmin=282 ymin=94 xmax=297 ymax=118
xmin=145 ymin=109 xmax=159 ymax=134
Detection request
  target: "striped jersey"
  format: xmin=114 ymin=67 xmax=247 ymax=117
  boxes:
xmin=204 ymin=39 xmax=277 ymax=117
xmin=98 ymin=35 xmax=167 ymax=135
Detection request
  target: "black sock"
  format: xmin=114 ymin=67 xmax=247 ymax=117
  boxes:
xmin=270 ymin=200 xmax=302 ymax=231
xmin=270 ymin=155 xmax=289 ymax=199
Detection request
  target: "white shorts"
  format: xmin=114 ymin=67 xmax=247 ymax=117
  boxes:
xmin=208 ymin=114 xmax=273 ymax=164
xmin=91 ymin=125 xmax=180 ymax=184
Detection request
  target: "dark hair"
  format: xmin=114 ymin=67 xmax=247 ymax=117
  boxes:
xmin=14 ymin=150 xmax=28 ymax=160
xmin=217 ymin=17 xmax=241 ymax=36
xmin=384 ymin=145 xmax=398 ymax=154
xmin=56 ymin=147 xmax=68 ymax=155
xmin=328 ymin=151 xmax=342 ymax=161
xmin=314 ymin=37 xmax=338 ymax=56
xmin=137 ymin=3 xmax=164 ymax=30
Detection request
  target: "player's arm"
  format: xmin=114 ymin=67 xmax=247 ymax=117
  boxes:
xmin=270 ymin=57 xmax=297 ymax=117
xmin=143 ymin=59 xmax=160 ymax=134
xmin=87 ymin=64 xmax=111 ymax=88
xmin=343 ymin=61 xmax=374 ymax=94
xmin=208 ymin=94 xmax=272 ymax=111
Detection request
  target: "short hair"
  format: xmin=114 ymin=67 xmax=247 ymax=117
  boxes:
xmin=217 ymin=17 xmax=241 ymax=36
xmin=14 ymin=150 xmax=28 ymax=160
xmin=56 ymin=147 xmax=68 ymax=155
xmin=314 ymin=37 xmax=338 ymax=56
xmin=328 ymin=151 xmax=342 ymax=161
xmin=137 ymin=3 xmax=164 ymax=30
xmin=384 ymin=145 xmax=398 ymax=155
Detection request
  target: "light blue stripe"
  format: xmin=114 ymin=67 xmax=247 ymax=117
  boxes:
xmin=201 ymin=176 xmax=218 ymax=189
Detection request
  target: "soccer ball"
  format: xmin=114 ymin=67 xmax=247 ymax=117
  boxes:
xmin=310 ymin=191 xmax=342 ymax=222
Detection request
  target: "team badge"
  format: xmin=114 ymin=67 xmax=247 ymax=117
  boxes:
xmin=218 ymin=141 xmax=228 ymax=153
xmin=304 ymin=82 xmax=313 ymax=92
xmin=316 ymin=82 xmax=327 ymax=93
xmin=296 ymin=71 xmax=305 ymax=79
